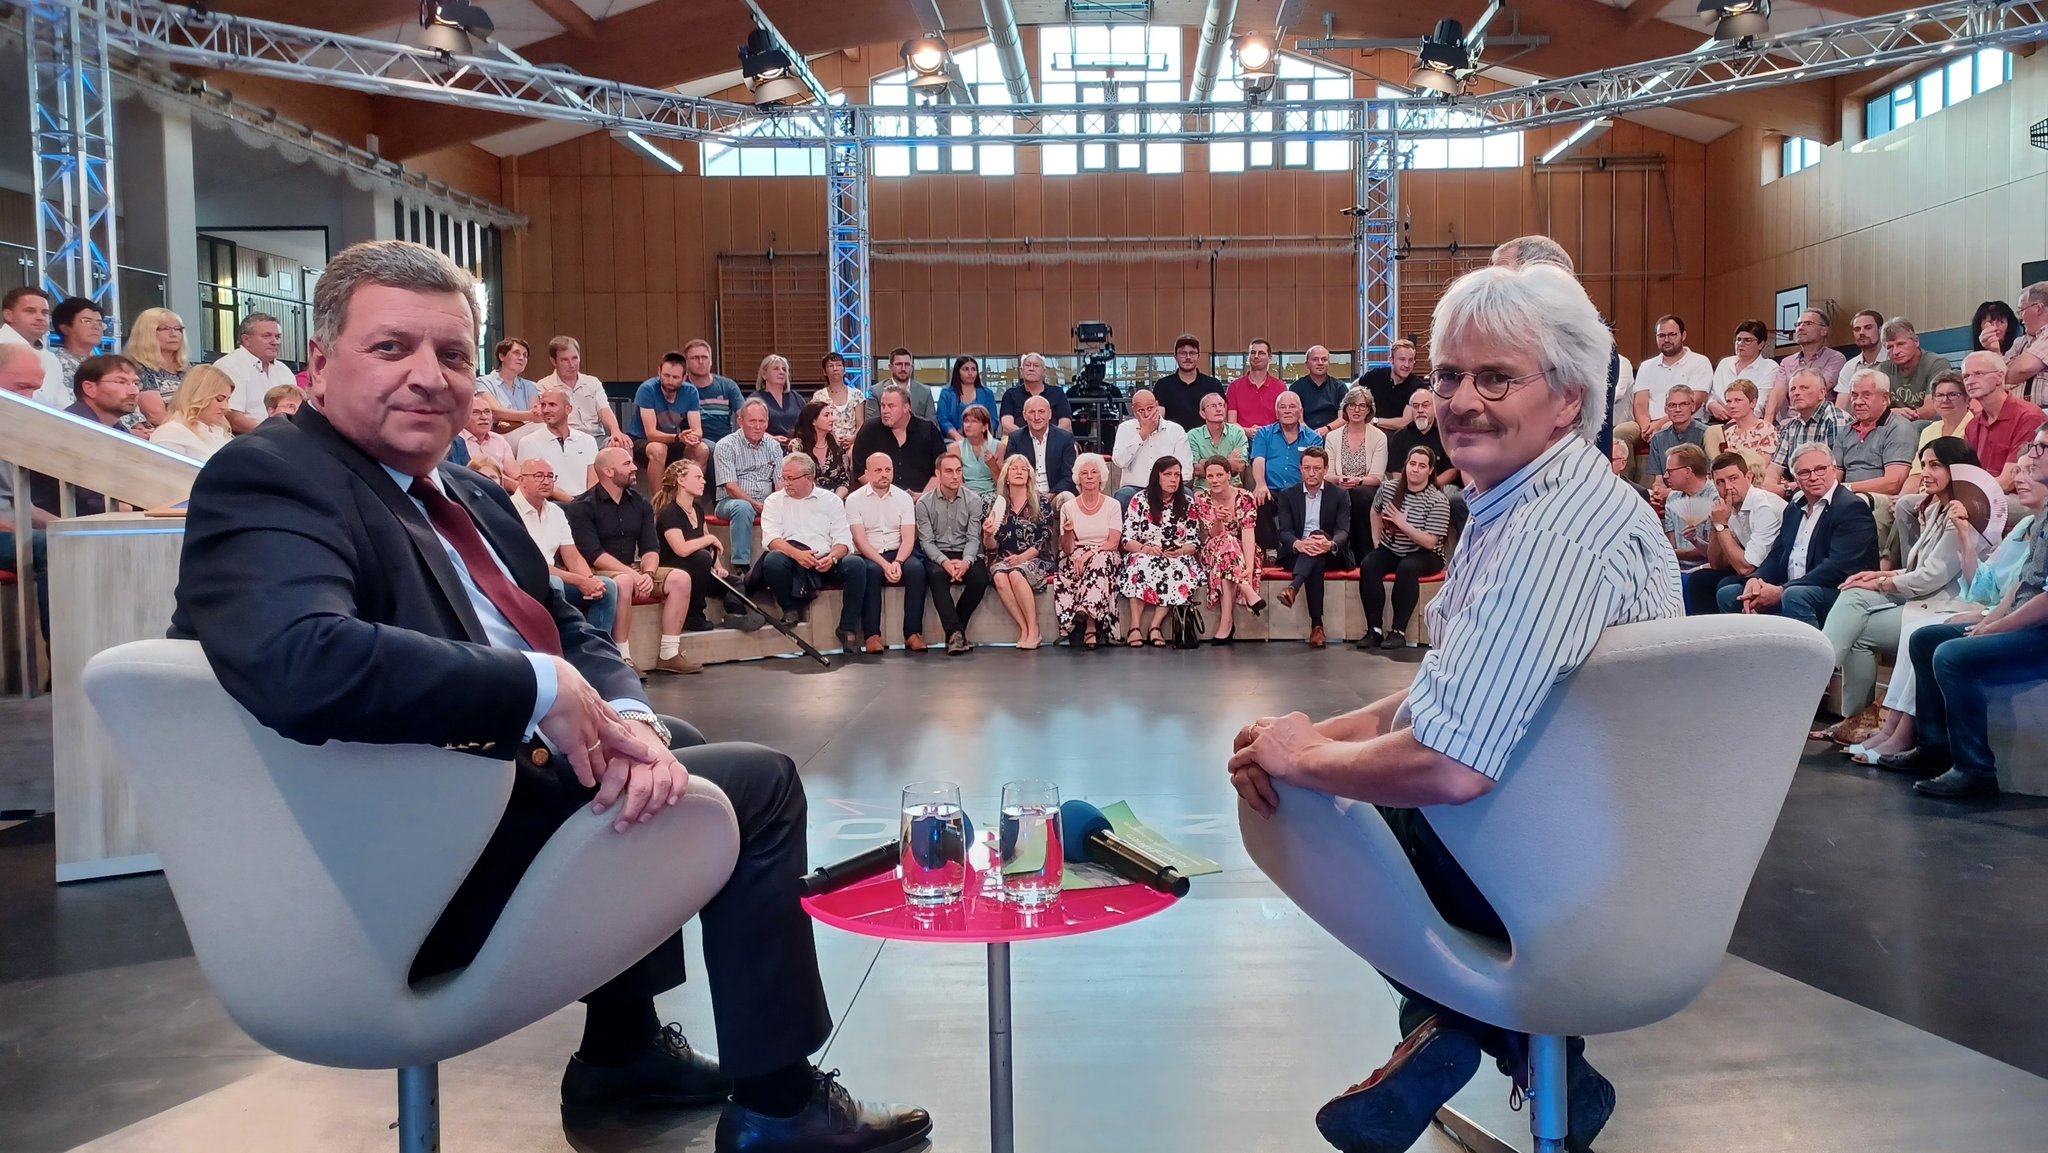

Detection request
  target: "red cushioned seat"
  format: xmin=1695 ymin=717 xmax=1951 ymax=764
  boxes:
xmin=0 ymin=571 xmax=14 ymax=585
xmin=1388 ymin=571 xmax=1447 ymax=583
xmin=707 ymin=515 xmax=730 ymax=527
xmin=1259 ymin=566 xmax=1360 ymax=580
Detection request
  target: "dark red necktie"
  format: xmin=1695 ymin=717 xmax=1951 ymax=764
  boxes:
xmin=409 ymin=475 xmax=563 ymax=657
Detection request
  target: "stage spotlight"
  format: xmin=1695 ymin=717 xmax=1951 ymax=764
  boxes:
xmin=1234 ymin=33 xmax=1277 ymax=100
xmin=903 ymin=32 xmax=952 ymax=89
xmin=1699 ymin=0 xmax=1770 ymax=41
xmin=418 ymin=0 xmax=492 ymax=56
xmin=739 ymin=27 xmax=793 ymax=81
xmin=1409 ymin=18 xmax=1470 ymax=95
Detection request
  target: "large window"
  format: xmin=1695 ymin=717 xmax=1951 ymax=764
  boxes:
xmin=1038 ymin=24 xmax=1184 ymax=176
xmin=872 ymin=43 xmax=1016 ymax=177
xmin=1210 ymin=53 xmax=1354 ymax=173
xmin=1780 ymin=136 xmax=1821 ymax=177
xmin=701 ymin=95 xmax=840 ymax=178
xmin=1865 ymin=48 xmax=2011 ymax=139
xmin=1376 ymin=86 xmax=1521 ymax=169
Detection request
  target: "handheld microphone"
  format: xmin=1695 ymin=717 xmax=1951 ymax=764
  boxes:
xmin=800 ymin=813 xmax=975 ymax=898
xmin=1059 ymin=800 xmax=1191 ymax=897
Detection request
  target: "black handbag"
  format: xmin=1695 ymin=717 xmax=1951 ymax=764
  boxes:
xmin=1168 ymin=603 xmax=1206 ymax=649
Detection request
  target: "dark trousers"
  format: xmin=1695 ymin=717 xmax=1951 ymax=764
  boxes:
xmin=1358 ymin=546 xmax=1443 ymax=632
xmin=1715 ymin=580 xmax=1837 ymax=628
xmin=1910 ymin=622 xmax=2048 ymax=780
xmin=410 ymin=718 xmax=831 ymax=1078
xmin=851 ymin=554 xmax=929 ymax=639
xmin=0 ymin=528 xmax=49 ymax=638
xmin=755 ymin=551 xmax=866 ymax=636
xmin=1254 ymin=502 xmax=1280 ymax=557
xmin=1681 ymin=567 xmax=1746 ymax=616
xmin=921 ymin=552 xmax=991 ymax=637
xmin=1283 ymin=544 xmax=1331 ymax=626
xmin=1378 ymin=806 xmax=1583 ymax=1068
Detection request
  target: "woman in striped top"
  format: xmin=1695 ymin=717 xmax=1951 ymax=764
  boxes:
xmin=1357 ymin=445 xmax=1452 ymax=649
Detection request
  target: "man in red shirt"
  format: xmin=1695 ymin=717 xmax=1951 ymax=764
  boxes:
xmin=1962 ymin=349 xmax=2045 ymax=492
xmin=1227 ymin=338 xmax=1285 ymax=428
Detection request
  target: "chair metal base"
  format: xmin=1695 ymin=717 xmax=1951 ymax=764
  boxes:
xmin=398 ymin=1064 xmax=440 ymax=1153
xmin=1432 ymin=1033 xmax=1569 ymax=1153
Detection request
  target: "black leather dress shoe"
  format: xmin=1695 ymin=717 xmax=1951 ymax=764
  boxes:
xmin=715 ymin=1069 xmax=931 ymax=1153
xmin=1875 ymin=747 xmax=1951 ymax=776
xmin=561 ymin=1025 xmax=733 ymax=1115
xmin=1913 ymin=768 xmax=2000 ymax=800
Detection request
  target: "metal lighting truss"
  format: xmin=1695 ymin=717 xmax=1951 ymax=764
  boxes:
xmin=27 ymin=0 xmax=121 ymax=331
xmin=1355 ymin=132 xmax=1400 ymax=367
xmin=826 ymin=117 xmax=872 ymax=393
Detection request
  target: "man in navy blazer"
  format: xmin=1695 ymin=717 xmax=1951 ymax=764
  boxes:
xmin=1717 ymin=442 xmax=1879 ymax=627
xmin=1002 ymin=393 xmax=1078 ymax=495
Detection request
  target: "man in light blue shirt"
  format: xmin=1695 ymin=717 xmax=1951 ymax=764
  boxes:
xmin=627 ymin=350 xmax=704 ymax=481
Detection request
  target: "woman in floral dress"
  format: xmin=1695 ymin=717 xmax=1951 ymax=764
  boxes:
xmin=1052 ymin=454 xmax=1123 ymax=647
xmin=1189 ymin=455 xmax=1265 ymax=643
xmin=1118 ymin=457 xmax=1204 ymax=645
xmin=984 ymin=454 xmax=1055 ymax=649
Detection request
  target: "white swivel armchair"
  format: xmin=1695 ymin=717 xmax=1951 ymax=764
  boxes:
xmin=1241 ymin=616 xmax=1832 ymax=1151
xmin=83 ymin=639 xmax=743 ymax=1152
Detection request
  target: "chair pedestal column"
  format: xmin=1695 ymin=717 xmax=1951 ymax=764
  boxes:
xmin=1529 ymin=1033 xmax=1568 ymax=1152
xmin=397 ymin=1064 xmax=440 ymax=1153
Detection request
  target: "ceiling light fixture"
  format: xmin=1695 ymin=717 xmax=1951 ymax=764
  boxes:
xmin=1233 ymin=32 xmax=1277 ymax=101
xmin=739 ymin=27 xmax=792 ymax=81
xmin=1410 ymin=18 xmax=1471 ymax=96
xmin=417 ymin=0 xmax=493 ymax=56
xmin=902 ymin=32 xmax=953 ymax=89
xmin=1699 ymin=0 xmax=1770 ymax=43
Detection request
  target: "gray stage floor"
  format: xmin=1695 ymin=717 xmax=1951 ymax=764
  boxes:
xmin=7 ymin=645 xmax=2048 ymax=1152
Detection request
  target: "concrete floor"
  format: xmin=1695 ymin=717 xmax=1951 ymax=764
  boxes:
xmin=5 ymin=645 xmax=2048 ymax=1152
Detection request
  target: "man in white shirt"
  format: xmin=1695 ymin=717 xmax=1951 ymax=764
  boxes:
xmin=1109 ymin=388 xmax=1191 ymax=507
xmin=535 ymin=335 xmax=630 ymax=450
xmin=843 ymin=452 xmax=926 ymax=653
xmin=753 ymin=453 xmax=869 ymax=652
xmin=1723 ymin=443 xmax=1880 ymax=626
xmin=511 ymin=457 xmax=619 ymax=642
xmin=0 ymin=345 xmax=53 ymax=636
xmin=514 ymin=388 xmax=599 ymax=499
xmin=213 ymin=312 xmax=297 ymax=434
xmin=0 ymin=287 xmax=65 ymax=406
xmin=459 ymin=394 xmax=516 ymax=473
xmin=1686 ymin=450 xmax=1787 ymax=615
xmin=1632 ymin=314 xmax=1714 ymax=437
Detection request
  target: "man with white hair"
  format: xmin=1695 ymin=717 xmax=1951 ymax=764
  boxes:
xmin=2006 ymin=281 xmax=2048 ymax=402
xmin=1108 ymin=388 xmax=1190 ymax=507
xmin=1961 ymin=349 xmax=2045 ymax=491
xmin=1487 ymin=234 xmax=1629 ymax=463
xmin=1838 ymin=368 xmax=1916 ymax=496
xmin=1765 ymin=368 xmax=1853 ymax=494
xmin=997 ymin=351 xmax=1071 ymax=434
xmin=1718 ymin=442 xmax=1878 ymax=627
xmin=1230 ymin=261 xmax=1682 ymax=1153
xmin=213 ymin=311 xmax=297 ymax=435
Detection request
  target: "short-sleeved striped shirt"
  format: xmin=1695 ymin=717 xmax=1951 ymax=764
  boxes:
xmin=1396 ymin=435 xmax=1683 ymax=782
xmin=1371 ymin=481 xmax=1452 ymax=559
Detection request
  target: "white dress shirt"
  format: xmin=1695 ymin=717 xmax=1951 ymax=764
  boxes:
xmin=1730 ymin=484 xmax=1787 ymax=569
xmin=843 ymin=484 xmax=916 ymax=554
xmin=761 ymin=487 xmax=854 ymax=554
xmin=514 ymin=489 xmax=575 ymax=561
xmin=213 ymin=346 xmax=298 ymax=421
xmin=539 ymin=373 xmax=612 ymax=438
xmin=1 ymin=324 xmax=66 ymax=406
xmin=1785 ymin=487 xmax=1838 ymax=583
xmin=515 ymin=427 xmax=600 ymax=496
xmin=1111 ymin=418 xmax=1192 ymax=488
xmin=1634 ymin=350 xmax=1714 ymax=421
xmin=1027 ymin=433 xmax=1051 ymax=491
xmin=1300 ymin=483 xmax=1328 ymax=537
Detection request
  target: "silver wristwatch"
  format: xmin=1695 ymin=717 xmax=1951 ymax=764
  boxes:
xmin=616 ymin=710 xmax=672 ymax=749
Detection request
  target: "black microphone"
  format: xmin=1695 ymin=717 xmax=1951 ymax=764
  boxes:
xmin=1059 ymin=800 xmax=1190 ymax=897
xmin=800 ymin=813 xmax=975 ymax=898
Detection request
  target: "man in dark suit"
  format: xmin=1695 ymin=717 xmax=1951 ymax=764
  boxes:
xmin=169 ymin=241 xmax=928 ymax=1153
xmin=1716 ymin=442 xmax=1878 ymax=628
xmin=1001 ymin=393 xmax=1078 ymax=496
xmin=1271 ymin=447 xmax=1351 ymax=648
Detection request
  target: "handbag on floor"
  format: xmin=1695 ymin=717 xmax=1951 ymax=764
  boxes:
xmin=1168 ymin=604 xmax=1206 ymax=649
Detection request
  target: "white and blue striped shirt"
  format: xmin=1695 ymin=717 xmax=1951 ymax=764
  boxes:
xmin=1397 ymin=435 xmax=1682 ymax=781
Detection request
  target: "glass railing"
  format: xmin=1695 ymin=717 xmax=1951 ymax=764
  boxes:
xmin=197 ymin=282 xmax=310 ymax=366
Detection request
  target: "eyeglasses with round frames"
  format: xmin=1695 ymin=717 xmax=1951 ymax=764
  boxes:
xmin=1428 ymin=366 xmax=1547 ymax=402
xmin=1792 ymin=464 xmax=1834 ymax=480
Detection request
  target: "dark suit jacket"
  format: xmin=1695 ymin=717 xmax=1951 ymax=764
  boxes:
xmin=1002 ymin=427 xmax=1079 ymax=495
xmin=169 ymin=405 xmax=639 ymax=759
xmin=1273 ymin=483 xmax=1352 ymax=567
xmin=1754 ymin=485 xmax=1880 ymax=591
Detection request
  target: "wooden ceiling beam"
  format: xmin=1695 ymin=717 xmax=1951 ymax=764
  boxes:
xmin=528 ymin=0 xmax=601 ymax=40
xmin=1623 ymin=0 xmax=1672 ymax=32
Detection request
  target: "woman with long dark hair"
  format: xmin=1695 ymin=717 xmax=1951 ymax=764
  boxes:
xmin=792 ymin=399 xmax=851 ymax=496
xmin=1816 ymin=436 xmax=1989 ymax=740
xmin=1971 ymin=300 xmax=2023 ymax=355
xmin=1117 ymin=457 xmax=1204 ymax=645
xmin=1357 ymin=446 xmax=1453 ymax=650
xmin=935 ymin=355 xmax=998 ymax=442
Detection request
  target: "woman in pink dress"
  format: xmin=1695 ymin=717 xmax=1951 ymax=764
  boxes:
xmin=1189 ymin=455 xmax=1265 ymax=643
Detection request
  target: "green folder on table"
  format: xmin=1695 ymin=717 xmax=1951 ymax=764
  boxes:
xmin=1059 ymin=801 xmax=1222 ymax=891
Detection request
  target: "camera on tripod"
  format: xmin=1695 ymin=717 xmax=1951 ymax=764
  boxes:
xmin=1066 ymin=320 xmax=1125 ymax=452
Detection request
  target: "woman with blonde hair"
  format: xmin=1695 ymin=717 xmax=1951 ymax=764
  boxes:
xmin=752 ymin=353 xmax=804 ymax=442
xmin=123 ymin=307 xmax=191 ymax=427
xmin=983 ymin=453 xmax=1054 ymax=649
xmin=149 ymin=363 xmax=235 ymax=461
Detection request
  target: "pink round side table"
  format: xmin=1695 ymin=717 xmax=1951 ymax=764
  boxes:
xmin=802 ymin=867 xmax=1177 ymax=1153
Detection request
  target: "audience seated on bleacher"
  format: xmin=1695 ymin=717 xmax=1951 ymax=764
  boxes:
xmin=1843 ymin=310 xmax=1888 ymax=387
xmin=1109 ymin=388 xmax=1191 ymax=508
xmin=1323 ymin=385 xmax=1388 ymax=539
xmin=1854 ymin=435 xmax=2044 ymax=768
xmin=1117 ymin=457 xmax=1204 ymax=646
xmin=1612 ymin=439 xmax=1652 ymax=504
xmin=1186 ymin=391 xmax=1248 ymax=478
xmin=852 ymin=384 xmax=948 ymax=496
xmin=1630 ymin=314 xmax=1713 ymax=444
xmin=1191 ymin=455 xmax=1264 ymax=644
xmin=751 ymin=354 xmax=805 ymax=442
xmin=1290 ymin=345 xmax=1348 ymax=433
xmin=629 ymin=351 xmax=706 ymax=481
xmin=456 ymin=393 xmax=515 ymax=474
xmin=935 ymin=355 xmax=997 ymax=443
xmin=1226 ymin=339 xmax=1285 ymax=429
xmin=1249 ymin=391 xmax=1324 ymax=554
xmin=915 ymin=452 xmax=992 ymax=655
xmin=0 ymin=287 xmax=64 ymax=406
xmin=1717 ymin=379 xmax=1776 ymax=462
xmin=1358 ymin=445 xmax=1450 ymax=651
xmin=514 ymin=387 xmax=599 ymax=499
xmin=1906 ymin=371 xmax=1973 ymax=494
xmin=791 ymin=399 xmax=851 ymax=496
xmin=955 ymin=404 xmax=1000 ymax=502
xmin=1879 ymin=318 xmax=1951 ymax=418
xmin=1386 ymin=390 xmax=1462 ymax=534
xmin=752 ymin=453 xmax=868 ymax=651
xmin=1838 ymin=369 xmax=1917 ymax=496
xmin=681 ymin=338 xmax=745 ymax=442
xmin=30 ymin=354 xmax=144 ymax=519
xmin=122 ymin=306 xmax=190 ymax=431
xmin=510 ymin=457 xmax=619 ymax=648
xmin=475 ymin=337 xmax=540 ymax=432
xmin=1660 ymin=444 xmax=1718 ymax=571
xmin=1961 ymin=349 xmax=2045 ymax=491
xmin=1767 ymin=309 xmax=1847 ymax=422
xmin=1709 ymin=321 xmax=1780 ymax=423
xmin=1642 ymin=385 xmax=1706 ymax=485
xmin=1053 ymin=453 xmax=1122 ymax=648
xmin=1888 ymin=432 xmax=2048 ymax=800
xmin=997 ymin=351 xmax=1069 ymax=434
xmin=1154 ymin=333 xmax=1226 ymax=431
xmin=653 ymin=458 xmax=755 ymax=634
xmin=147 ymin=364 xmax=236 ymax=462
xmin=817 ymin=350 xmax=866 ymax=445
xmin=711 ymin=397 xmax=785 ymax=573
xmin=567 ymin=448 xmax=699 ymax=675
xmin=984 ymin=454 xmax=1056 ymax=650
xmin=1358 ymin=339 xmax=1427 ymax=433
xmin=845 ymin=452 xmax=925 ymax=654
xmin=536 ymin=335 xmax=628 ymax=450
xmin=1767 ymin=368 xmax=1853 ymax=493
xmin=1002 ymin=393 xmax=1078 ymax=497
xmin=1272 ymin=447 xmax=1350 ymax=649
xmin=210 ymin=312 xmax=293 ymax=436
xmin=865 ymin=347 xmax=938 ymax=425
xmin=1721 ymin=442 xmax=1880 ymax=627
xmin=1815 ymin=437 xmax=1987 ymax=739
xmin=1682 ymin=451 xmax=1785 ymax=615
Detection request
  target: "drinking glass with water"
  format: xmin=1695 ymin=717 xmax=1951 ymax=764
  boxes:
xmin=900 ymin=782 xmax=967 ymax=906
xmin=999 ymin=780 xmax=1063 ymax=909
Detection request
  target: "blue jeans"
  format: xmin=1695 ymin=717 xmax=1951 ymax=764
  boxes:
xmin=1910 ymin=621 xmax=2048 ymax=780
xmin=551 ymin=574 xmax=619 ymax=636
xmin=0 ymin=528 xmax=49 ymax=638
xmin=715 ymin=498 xmax=760 ymax=568
xmin=1715 ymin=581 xmax=1836 ymax=629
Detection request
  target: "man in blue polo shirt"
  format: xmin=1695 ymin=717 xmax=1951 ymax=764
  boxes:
xmin=1248 ymin=391 xmax=1324 ymax=555
xmin=628 ymin=350 xmax=704 ymax=481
